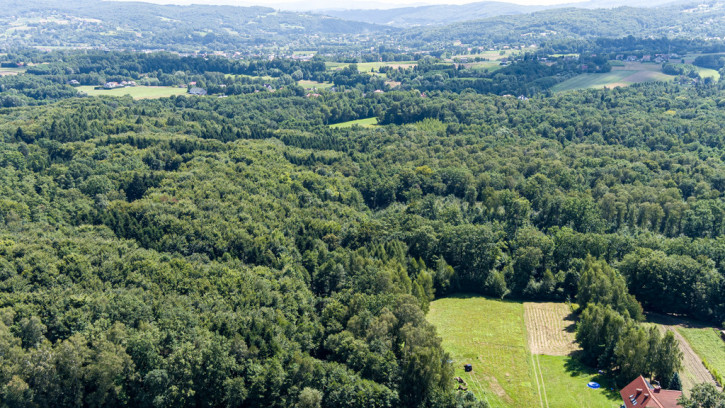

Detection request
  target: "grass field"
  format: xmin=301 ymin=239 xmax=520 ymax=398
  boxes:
xmin=0 ymin=66 xmax=26 ymax=76
xmin=428 ymin=295 xmax=538 ymax=408
xmin=677 ymin=326 xmax=725 ymax=386
xmin=694 ymin=66 xmax=721 ymax=81
xmin=524 ymin=302 xmax=578 ymax=356
xmin=77 ymin=86 xmax=188 ymax=99
xmin=463 ymin=61 xmax=504 ymax=72
xmin=329 ymin=117 xmax=378 ymax=128
xmin=325 ymin=61 xmax=417 ymax=73
xmin=536 ymin=355 xmax=619 ymax=408
xmin=298 ymin=80 xmax=333 ymax=90
xmin=428 ymin=296 xmax=623 ymax=408
xmin=553 ymin=62 xmax=675 ymax=92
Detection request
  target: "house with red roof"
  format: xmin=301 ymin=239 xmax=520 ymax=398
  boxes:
xmin=620 ymin=375 xmax=682 ymax=408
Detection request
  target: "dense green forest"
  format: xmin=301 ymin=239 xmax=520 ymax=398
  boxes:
xmin=3 ymin=0 xmax=725 ymax=406
xmin=1 ymin=67 xmax=725 ymax=405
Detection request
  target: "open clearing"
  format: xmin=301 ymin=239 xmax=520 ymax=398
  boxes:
xmin=428 ymin=296 xmax=619 ymax=408
xmin=553 ymin=62 xmax=675 ymax=92
xmin=0 ymin=66 xmax=26 ymax=76
xmin=428 ymin=296 xmax=538 ymax=408
xmin=677 ymin=326 xmax=725 ymax=388
xmin=646 ymin=313 xmax=720 ymax=392
xmin=536 ymin=355 xmax=620 ymax=408
xmin=77 ymin=86 xmax=188 ymax=99
xmin=298 ymin=80 xmax=333 ymax=90
xmin=524 ymin=302 xmax=578 ymax=356
xmin=329 ymin=117 xmax=378 ymax=128
xmin=326 ymin=61 xmax=417 ymax=73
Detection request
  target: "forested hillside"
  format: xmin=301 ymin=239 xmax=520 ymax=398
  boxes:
xmin=1 ymin=72 xmax=725 ymax=405
xmin=3 ymin=0 xmax=725 ymax=406
xmin=0 ymin=0 xmax=389 ymax=52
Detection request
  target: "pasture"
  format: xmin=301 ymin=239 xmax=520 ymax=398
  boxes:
xmin=0 ymin=66 xmax=26 ymax=76
xmin=677 ymin=326 xmax=725 ymax=387
xmin=298 ymin=80 xmax=333 ymax=90
xmin=646 ymin=313 xmax=721 ymax=392
xmin=428 ymin=296 xmax=631 ymax=408
xmin=524 ymin=302 xmax=578 ymax=356
xmin=552 ymin=62 xmax=675 ymax=92
xmin=427 ymin=296 xmax=538 ymax=408
xmin=329 ymin=117 xmax=378 ymax=128
xmin=325 ymin=61 xmax=417 ymax=73
xmin=77 ymin=86 xmax=188 ymax=99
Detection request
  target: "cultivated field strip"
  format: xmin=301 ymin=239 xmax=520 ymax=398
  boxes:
xmin=524 ymin=302 xmax=579 ymax=355
xmin=668 ymin=327 xmax=718 ymax=391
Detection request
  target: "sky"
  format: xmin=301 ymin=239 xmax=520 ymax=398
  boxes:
xmin=113 ymin=0 xmax=586 ymax=10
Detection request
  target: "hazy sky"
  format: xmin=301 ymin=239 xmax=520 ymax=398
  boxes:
xmin=117 ymin=0 xmax=586 ymax=9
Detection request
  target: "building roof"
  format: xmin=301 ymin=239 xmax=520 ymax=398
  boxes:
xmin=620 ymin=376 xmax=682 ymax=408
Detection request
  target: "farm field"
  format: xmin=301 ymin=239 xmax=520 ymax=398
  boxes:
xmin=298 ymin=80 xmax=333 ymax=90
xmin=329 ymin=117 xmax=378 ymax=128
xmin=536 ymin=355 xmax=620 ymax=408
xmin=524 ymin=302 xmax=578 ymax=356
xmin=677 ymin=326 xmax=725 ymax=387
xmin=0 ymin=66 xmax=26 ymax=76
xmin=77 ymin=85 xmax=188 ymax=99
xmin=462 ymin=61 xmax=504 ymax=72
xmin=427 ymin=296 xmax=538 ymax=408
xmin=694 ymin=66 xmax=720 ymax=81
xmin=646 ymin=313 xmax=720 ymax=392
xmin=553 ymin=62 xmax=675 ymax=92
xmin=325 ymin=61 xmax=417 ymax=73
xmin=449 ymin=47 xmax=536 ymax=62
xmin=428 ymin=296 xmax=620 ymax=408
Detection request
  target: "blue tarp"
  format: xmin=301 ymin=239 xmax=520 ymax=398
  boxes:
xmin=587 ymin=382 xmax=601 ymax=389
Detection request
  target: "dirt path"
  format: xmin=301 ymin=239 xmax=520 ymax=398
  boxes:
xmin=667 ymin=327 xmax=717 ymax=392
xmin=524 ymin=302 xmax=579 ymax=355
xmin=647 ymin=313 xmax=720 ymax=392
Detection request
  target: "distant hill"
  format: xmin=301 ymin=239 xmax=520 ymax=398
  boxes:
xmin=323 ymin=2 xmax=548 ymax=27
xmin=0 ymin=0 xmax=392 ymax=51
xmin=322 ymin=0 xmax=692 ymax=27
xmin=402 ymin=2 xmax=725 ymax=46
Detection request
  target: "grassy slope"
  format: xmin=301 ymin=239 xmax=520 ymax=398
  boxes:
xmin=78 ymin=86 xmax=187 ymax=99
xmin=677 ymin=327 xmax=725 ymax=381
xmin=298 ymin=80 xmax=333 ymax=90
xmin=428 ymin=295 xmax=538 ymax=408
xmin=329 ymin=117 xmax=378 ymax=128
xmin=536 ymin=355 xmax=620 ymax=408
xmin=428 ymin=296 xmax=621 ymax=408
xmin=325 ymin=61 xmax=417 ymax=73
xmin=553 ymin=63 xmax=675 ymax=92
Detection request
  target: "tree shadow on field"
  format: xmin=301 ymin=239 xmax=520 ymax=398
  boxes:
xmin=563 ymin=311 xmax=578 ymax=333
xmin=645 ymin=311 xmax=712 ymax=329
xmin=563 ymin=352 xmax=621 ymax=400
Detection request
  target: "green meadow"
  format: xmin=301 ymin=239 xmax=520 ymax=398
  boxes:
xmin=427 ymin=296 xmax=622 ymax=408
xmin=77 ymin=85 xmax=188 ymax=99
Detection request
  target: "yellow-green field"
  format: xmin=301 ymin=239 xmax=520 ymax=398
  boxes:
xmin=694 ymin=66 xmax=720 ymax=81
xmin=77 ymin=86 xmax=188 ymax=99
xmin=225 ymin=73 xmax=275 ymax=81
xmin=677 ymin=327 xmax=725 ymax=384
xmin=329 ymin=117 xmax=378 ymax=128
xmin=427 ymin=296 xmax=621 ymax=408
xmin=463 ymin=61 xmax=504 ymax=72
xmin=325 ymin=61 xmax=417 ymax=73
xmin=0 ymin=66 xmax=27 ymax=76
xmin=553 ymin=63 xmax=675 ymax=92
xmin=298 ymin=80 xmax=333 ymax=90
xmin=450 ymin=47 xmax=535 ymax=62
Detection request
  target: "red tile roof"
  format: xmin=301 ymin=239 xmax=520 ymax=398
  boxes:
xmin=620 ymin=376 xmax=682 ymax=408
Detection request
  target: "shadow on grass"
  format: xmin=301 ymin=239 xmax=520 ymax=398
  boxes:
xmin=563 ymin=352 xmax=621 ymax=400
xmin=645 ymin=311 xmax=713 ymax=329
